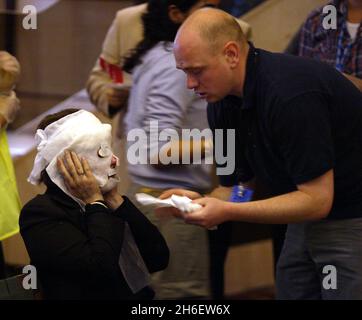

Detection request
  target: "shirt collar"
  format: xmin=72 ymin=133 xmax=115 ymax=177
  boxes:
xmin=241 ymin=41 xmax=259 ymax=110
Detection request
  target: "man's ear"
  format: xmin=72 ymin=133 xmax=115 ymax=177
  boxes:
xmin=223 ymin=41 xmax=240 ymax=68
xmin=168 ymin=5 xmax=186 ymax=24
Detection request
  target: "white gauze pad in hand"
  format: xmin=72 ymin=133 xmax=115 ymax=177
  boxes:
xmin=170 ymin=194 xmax=202 ymax=213
xmin=135 ymin=193 xmax=217 ymax=230
xmin=135 ymin=193 xmax=200 ymax=212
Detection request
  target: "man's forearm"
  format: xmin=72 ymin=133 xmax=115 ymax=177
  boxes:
xmin=227 ymin=189 xmax=330 ymax=224
xmin=207 ymin=179 xmax=256 ymax=201
xmin=207 ymin=185 xmax=233 ymax=201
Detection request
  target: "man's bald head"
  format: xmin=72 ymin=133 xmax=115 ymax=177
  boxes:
xmin=174 ymin=8 xmax=250 ymax=102
xmin=176 ymin=8 xmax=247 ymax=53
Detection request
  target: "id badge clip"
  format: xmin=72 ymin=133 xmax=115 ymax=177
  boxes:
xmin=230 ymin=184 xmax=253 ymax=203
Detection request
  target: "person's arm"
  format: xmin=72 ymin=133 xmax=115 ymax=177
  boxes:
xmin=188 ymin=170 xmax=333 ymax=228
xmin=86 ymin=11 xmax=130 ymax=117
xmin=116 ymin=197 xmax=169 ymax=273
xmin=140 ymin=63 xmax=206 ymax=167
xmin=156 ymin=182 xmax=247 ymax=220
xmin=181 ymin=92 xmax=336 ymax=228
xmin=154 ymin=138 xmax=213 ymax=166
xmin=103 ymin=189 xmax=169 ymax=273
xmin=208 ymin=185 xmax=233 ymax=201
xmin=158 ymin=184 xmax=233 ymax=202
xmin=343 ymin=73 xmax=362 ymax=91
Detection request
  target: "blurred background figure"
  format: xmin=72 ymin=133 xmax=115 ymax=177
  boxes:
xmin=276 ymin=0 xmax=362 ymax=269
xmin=86 ymin=1 xmax=146 ymax=140
xmin=86 ymin=1 xmax=249 ymax=192
xmin=287 ymin=0 xmax=362 ymax=90
xmin=122 ymin=0 xmax=216 ymax=300
xmin=219 ymin=0 xmax=265 ymax=17
xmin=0 ymin=51 xmax=21 ymax=279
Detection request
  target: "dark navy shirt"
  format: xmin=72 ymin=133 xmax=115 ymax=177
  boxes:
xmin=208 ymin=43 xmax=362 ymax=219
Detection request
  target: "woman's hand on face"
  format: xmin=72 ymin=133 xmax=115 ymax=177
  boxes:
xmin=103 ymin=187 xmax=124 ymax=210
xmin=57 ymin=150 xmax=104 ymax=204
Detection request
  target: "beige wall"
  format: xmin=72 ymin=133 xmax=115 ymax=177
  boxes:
xmin=15 ymin=0 xmax=133 ymax=96
xmin=243 ymin=0 xmax=327 ymax=52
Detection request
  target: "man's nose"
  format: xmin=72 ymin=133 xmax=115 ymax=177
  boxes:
xmin=110 ymin=155 xmax=119 ymax=168
xmin=187 ymin=75 xmax=198 ymax=90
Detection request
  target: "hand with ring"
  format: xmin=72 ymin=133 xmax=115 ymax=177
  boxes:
xmin=57 ymin=150 xmax=104 ymax=204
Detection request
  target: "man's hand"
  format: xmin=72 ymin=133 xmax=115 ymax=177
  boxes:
xmin=57 ymin=150 xmax=104 ymax=204
xmin=103 ymin=187 xmax=124 ymax=210
xmin=185 ymin=197 xmax=232 ymax=229
xmin=106 ymin=84 xmax=130 ymax=110
xmin=155 ymin=196 xmax=231 ymax=229
xmin=155 ymin=188 xmax=203 ymax=220
xmin=159 ymin=188 xmax=202 ymax=200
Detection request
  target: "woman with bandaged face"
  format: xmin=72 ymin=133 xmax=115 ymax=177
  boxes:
xmin=19 ymin=109 xmax=169 ymax=300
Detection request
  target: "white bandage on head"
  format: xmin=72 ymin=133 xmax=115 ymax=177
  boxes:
xmin=28 ymin=110 xmax=119 ymax=205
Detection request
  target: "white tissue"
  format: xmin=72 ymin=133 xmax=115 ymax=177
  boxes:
xmin=135 ymin=193 xmax=217 ymax=230
xmin=135 ymin=193 xmax=201 ymax=212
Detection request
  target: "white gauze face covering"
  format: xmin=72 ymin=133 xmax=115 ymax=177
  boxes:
xmin=28 ymin=110 xmax=119 ymax=206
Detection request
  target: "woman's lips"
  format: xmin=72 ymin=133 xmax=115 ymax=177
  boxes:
xmin=108 ymin=171 xmax=118 ymax=179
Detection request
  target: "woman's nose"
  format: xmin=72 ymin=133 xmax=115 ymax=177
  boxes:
xmin=110 ymin=155 xmax=118 ymax=168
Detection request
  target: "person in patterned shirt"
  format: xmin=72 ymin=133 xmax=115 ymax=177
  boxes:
xmin=298 ymin=0 xmax=362 ymax=91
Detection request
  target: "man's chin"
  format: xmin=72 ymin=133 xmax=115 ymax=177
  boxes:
xmin=206 ymin=95 xmax=222 ymax=103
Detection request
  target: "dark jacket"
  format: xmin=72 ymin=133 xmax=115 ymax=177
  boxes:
xmin=19 ymin=182 xmax=169 ymax=300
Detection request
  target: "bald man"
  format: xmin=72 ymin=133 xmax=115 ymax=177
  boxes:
xmin=161 ymin=8 xmax=362 ymax=299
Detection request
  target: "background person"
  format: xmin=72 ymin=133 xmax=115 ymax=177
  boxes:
xmin=122 ymin=0 xmax=216 ymax=300
xmin=0 ymin=51 xmax=21 ymax=279
xmin=298 ymin=0 xmax=362 ymax=90
xmin=279 ymin=0 xmax=362 ymax=272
